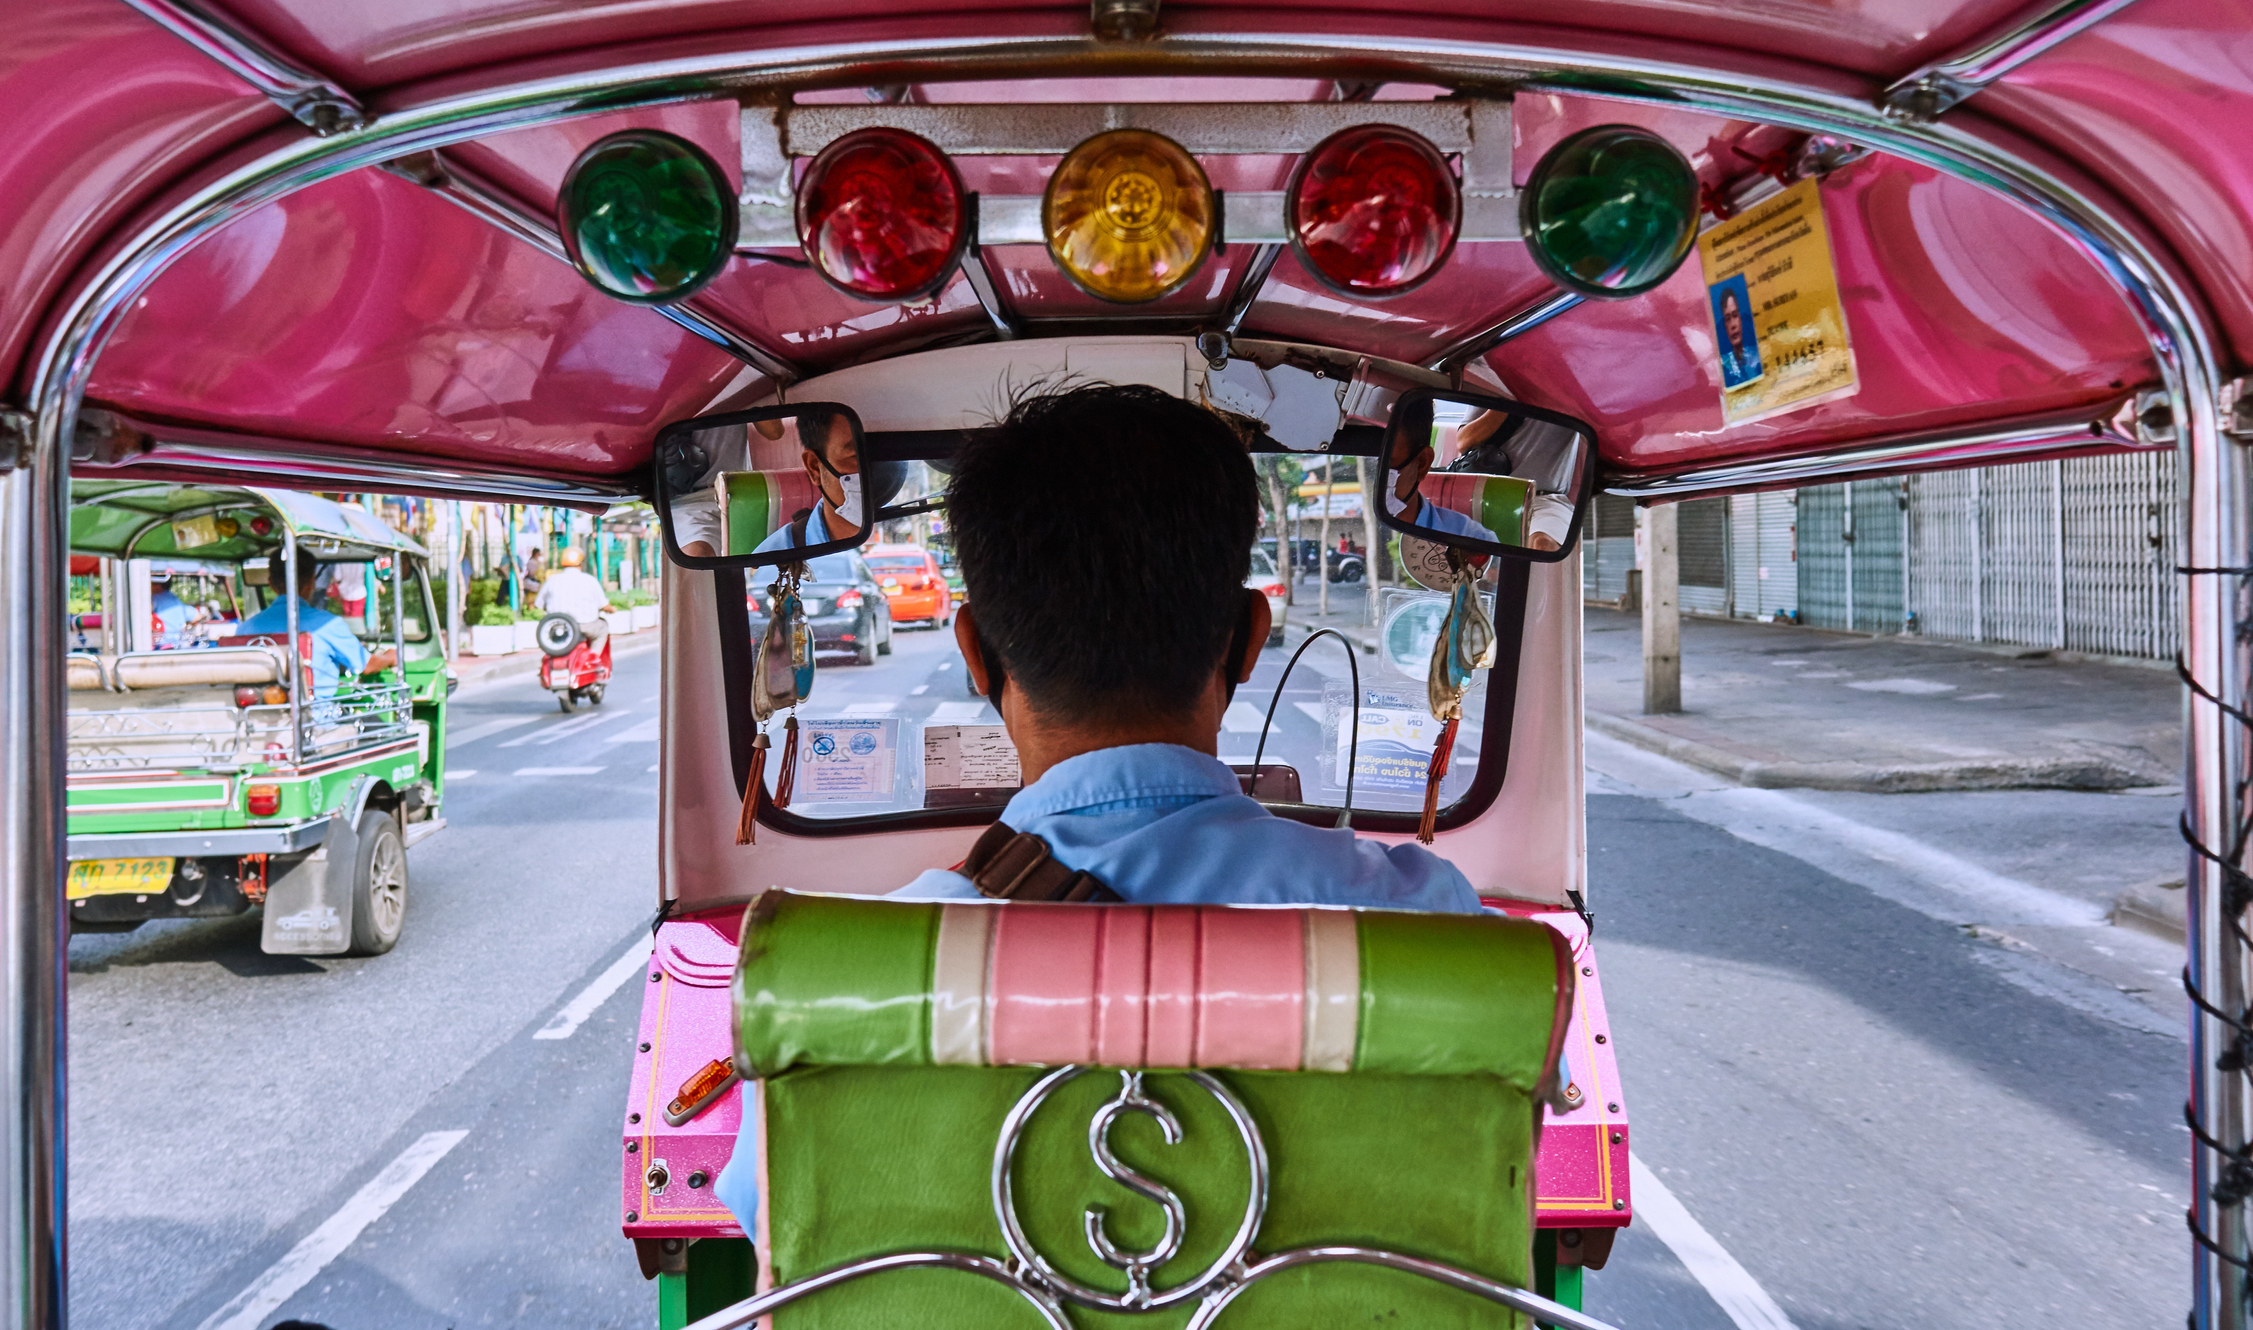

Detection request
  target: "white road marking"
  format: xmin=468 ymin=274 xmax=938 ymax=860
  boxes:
xmin=1222 ymin=701 xmax=1268 ymax=734
xmin=535 ymin=935 xmax=656 ymax=1040
xmin=647 ymin=764 xmax=659 ymax=773
xmin=842 ymin=701 xmax=898 ymax=716
xmin=910 ymin=684 xmax=930 ymax=696
xmin=603 ymin=718 xmax=661 ymax=744
xmin=1845 ymin=677 xmax=1956 ymax=694
xmin=1292 ymin=701 xmax=1326 ymax=724
xmin=514 ymin=766 xmax=605 ymax=776
xmin=449 ymin=770 xmax=475 ymax=780
xmin=446 ymin=716 xmax=540 ymax=746
xmin=498 ymin=709 xmax=628 ymax=747
xmin=196 ymin=1130 xmax=469 ymax=1330
xmin=929 ymin=700 xmax=995 ymax=723
xmin=1630 ymin=1155 xmax=1800 ymax=1330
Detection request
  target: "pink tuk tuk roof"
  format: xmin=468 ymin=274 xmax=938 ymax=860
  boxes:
xmin=0 ymin=0 xmax=2243 ymax=491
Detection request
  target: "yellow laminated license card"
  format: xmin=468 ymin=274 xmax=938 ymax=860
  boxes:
xmin=1697 ymin=177 xmax=1858 ymax=425
xmin=67 ymin=858 xmax=175 ymax=899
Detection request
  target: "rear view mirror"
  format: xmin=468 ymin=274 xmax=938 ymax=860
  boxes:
xmin=1375 ymin=388 xmax=1598 ymax=566
xmin=653 ymin=403 xmax=895 ymax=569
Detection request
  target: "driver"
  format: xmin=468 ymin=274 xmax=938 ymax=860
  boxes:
xmin=897 ymin=384 xmax=1481 ymax=910
xmin=1386 ymin=406 xmax=1570 ymax=552
xmin=531 ymin=546 xmax=613 ymax=641
xmin=236 ymin=555 xmax=396 ymax=695
xmin=752 ymin=405 xmax=864 ymax=556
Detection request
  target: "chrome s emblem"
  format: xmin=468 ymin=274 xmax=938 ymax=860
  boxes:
xmin=992 ymin=1067 xmax=1268 ymax=1312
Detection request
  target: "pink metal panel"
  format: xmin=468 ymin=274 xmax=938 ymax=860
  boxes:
xmin=1980 ymin=0 xmax=2253 ymax=367
xmin=1490 ymin=154 xmax=2155 ymax=474
xmin=0 ymin=0 xmax=275 ymax=394
xmin=1489 ymin=905 xmax=1631 ymax=1229
xmin=624 ymin=922 xmax=747 ymax=1240
xmin=82 ymin=163 xmax=744 ymax=475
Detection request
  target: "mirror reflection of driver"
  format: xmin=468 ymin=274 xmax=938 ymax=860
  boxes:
xmin=1391 ymin=409 xmax=1571 ymax=552
xmin=752 ymin=406 xmax=861 ymax=556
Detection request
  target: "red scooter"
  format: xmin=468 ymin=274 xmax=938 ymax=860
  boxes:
xmin=537 ymin=613 xmax=612 ymax=713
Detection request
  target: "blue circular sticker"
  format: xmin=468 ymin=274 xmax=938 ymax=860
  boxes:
xmin=811 ymin=733 xmax=837 ymax=758
xmin=848 ymin=732 xmax=878 ymax=756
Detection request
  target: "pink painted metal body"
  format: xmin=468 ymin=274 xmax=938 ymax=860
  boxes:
xmin=622 ymin=914 xmax=745 ymax=1241
xmin=1513 ymin=906 xmax=1632 ymax=1231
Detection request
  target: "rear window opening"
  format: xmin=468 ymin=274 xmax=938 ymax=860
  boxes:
xmin=713 ymin=552 xmax=1526 ymax=839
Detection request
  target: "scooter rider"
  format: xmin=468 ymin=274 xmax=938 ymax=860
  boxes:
xmin=532 ymin=546 xmax=613 ymax=640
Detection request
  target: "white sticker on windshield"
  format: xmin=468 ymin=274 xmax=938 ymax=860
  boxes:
xmin=923 ymin=724 xmax=1021 ymax=790
xmin=795 ymin=718 xmax=898 ymax=801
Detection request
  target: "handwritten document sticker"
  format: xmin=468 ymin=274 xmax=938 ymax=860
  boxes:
xmin=1697 ymin=177 xmax=1858 ymax=425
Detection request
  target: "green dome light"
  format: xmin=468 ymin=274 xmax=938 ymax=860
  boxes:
xmin=558 ymin=130 xmax=738 ymax=305
xmin=1519 ymin=125 xmax=1699 ymax=300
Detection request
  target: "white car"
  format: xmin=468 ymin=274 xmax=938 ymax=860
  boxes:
xmin=1246 ymin=547 xmax=1288 ymax=647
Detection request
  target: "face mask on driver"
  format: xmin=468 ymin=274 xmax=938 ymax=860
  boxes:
xmin=830 ymin=470 xmax=865 ymax=528
xmin=1384 ymin=470 xmax=1411 ymax=517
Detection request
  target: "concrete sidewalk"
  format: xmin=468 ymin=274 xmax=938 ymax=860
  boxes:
xmin=1583 ymin=608 xmax=2179 ymax=794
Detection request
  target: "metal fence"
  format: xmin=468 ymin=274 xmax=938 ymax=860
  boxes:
xmin=1601 ymin=450 xmax=2178 ymax=659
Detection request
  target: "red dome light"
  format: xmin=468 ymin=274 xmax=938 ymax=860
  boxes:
xmin=795 ymin=128 xmax=969 ymax=303
xmin=1286 ymin=126 xmax=1461 ymax=297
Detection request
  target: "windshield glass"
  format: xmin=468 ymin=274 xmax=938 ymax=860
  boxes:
xmin=728 ymin=450 xmax=1503 ymax=829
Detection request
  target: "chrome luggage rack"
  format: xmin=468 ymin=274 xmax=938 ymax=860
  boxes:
xmin=67 ymin=679 xmax=413 ymax=774
xmin=684 ymin=1066 xmax=1625 ymax=1330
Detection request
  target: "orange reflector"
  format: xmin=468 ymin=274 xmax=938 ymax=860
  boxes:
xmin=1043 ymin=129 xmax=1214 ymax=303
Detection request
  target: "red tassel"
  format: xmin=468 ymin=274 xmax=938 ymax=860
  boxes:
xmin=1418 ymin=715 xmax=1460 ymax=845
xmin=773 ymin=715 xmax=800 ymax=809
xmin=736 ymin=731 xmax=769 ymax=845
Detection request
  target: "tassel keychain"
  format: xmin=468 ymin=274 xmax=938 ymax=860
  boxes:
xmin=1418 ymin=713 xmax=1460 ymax=844
xmin=773 ymin=714 xmax=800 ymax=809
xmin=736 ymin=730 xmax=769 ymax=845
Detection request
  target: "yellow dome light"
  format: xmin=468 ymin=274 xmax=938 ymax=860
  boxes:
xmin=1043 ymin=129 xmax=1215 ymax=303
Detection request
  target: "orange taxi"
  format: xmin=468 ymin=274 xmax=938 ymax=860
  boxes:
xmin=862 ymin=545 xmax=953 ymax=627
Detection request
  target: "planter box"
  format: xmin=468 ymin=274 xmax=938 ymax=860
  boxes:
xmin=469 ymin=623 xmax=516 ymax=656
xmin=513 ymin=620 xmax=539 ymax=652
xmin=633 ymin=604 xmax=660 ymax=630
xmin=602 ymin=611 xmax=633 ymax=638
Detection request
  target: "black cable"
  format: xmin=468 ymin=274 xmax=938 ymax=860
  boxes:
xmin=735 ymin=249 xmax=814 ymax=269
xmin=1249 ymin=627 xmax=1360 ymax=830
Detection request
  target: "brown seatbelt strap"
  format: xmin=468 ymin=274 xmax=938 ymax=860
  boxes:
xmin=960 ymin=822 xmax=1122 ymax=903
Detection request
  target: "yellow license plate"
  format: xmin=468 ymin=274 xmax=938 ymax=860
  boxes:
xmin=67 ymin=858 xmax=175 ymax=900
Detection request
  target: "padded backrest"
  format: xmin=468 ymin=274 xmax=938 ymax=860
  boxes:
xmin=112 ymin=645 xmax=287 ymax=690
xmin=66 ymin=655 xmax=106 ymax=692
xmin=1424 ymin=473 xmax=1535 ymax=546
xmin=714 ymin=470 xmax=819 ymax=557
xmin=737 ymin=895 xmax=1573 ymax=1085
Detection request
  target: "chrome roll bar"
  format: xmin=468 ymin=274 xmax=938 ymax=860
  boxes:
xmin=4 ymin=16 xmax=2235 ymax=1330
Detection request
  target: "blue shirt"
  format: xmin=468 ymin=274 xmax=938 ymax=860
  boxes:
xmin=750 ymin=502 xmax=832 ymax=557
xmin=150 ymin=590 xmax=190 ymax=640
xmin=237 ymin=596 xmax=368 ymax=696
xmin=714 ymin=743 xmax=1479 ymax=1231
xmin=1413 ymin=498 xmax=1500 ymax=546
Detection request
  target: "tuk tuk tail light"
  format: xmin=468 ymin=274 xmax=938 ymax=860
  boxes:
xmin=1286 ymin=126 xmax=1460 ymax=297
xmin=1044 ymin=129 xmax=1214 ymax=303
xmin=796 ymin=128 xmax=968 ymax=303
xmin=263 ymin=685 xmax=287 ymax=705
xmin=246 ymin=784 xmax=281 ymax=817
xmin=233 ymin=686 xmax=260 ymax=708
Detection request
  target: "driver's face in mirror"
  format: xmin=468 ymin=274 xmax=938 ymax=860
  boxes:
xmin=1387 ymin=406 xmax=1563 ymax=554
xmin=799 ymin=414 xmax=863 ymax=539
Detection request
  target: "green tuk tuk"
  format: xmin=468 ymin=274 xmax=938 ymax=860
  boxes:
xmin=63 ymin=482 xmax=450 ymax=956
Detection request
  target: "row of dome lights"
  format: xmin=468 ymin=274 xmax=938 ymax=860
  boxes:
xmin=555 ymin=122 xmax=1701 ymax=309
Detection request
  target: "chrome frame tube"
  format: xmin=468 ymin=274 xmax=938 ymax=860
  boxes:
xmin=283 ymin=534 xmax=303 ymax=765
xmin=119 ymin=0 xmax=365 ymax=135
xmin=0 ymin=435 xmax=66 ymax=1330
xmin=1881 ymin=0 xmax=2147 ymax=120
xmin=94 ymin=435 xmax=637 ymax=509
xmin=13 ymin=24 xmax=2236 ymax=1329
xmin=1429 ymin=289 xmax=1582 ymax=372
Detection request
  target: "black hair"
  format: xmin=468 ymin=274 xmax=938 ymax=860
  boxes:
xmin=949 ymin=384 xmax=1258 ymax=724
xmin=796 ymin=404 xmax=848 ymax=464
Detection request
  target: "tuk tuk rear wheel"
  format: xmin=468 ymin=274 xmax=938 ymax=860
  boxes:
xmin=346 ymin=809 xmax=408 ymax=956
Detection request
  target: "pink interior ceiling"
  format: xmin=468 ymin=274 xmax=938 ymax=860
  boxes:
xmin=12 ymin=0 xmax=2249 ymax=491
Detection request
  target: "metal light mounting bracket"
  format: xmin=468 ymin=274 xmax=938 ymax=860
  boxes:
xmin=1091 ymin=0 xmax=1160 ymax=41
xmin=0 ymin=409 xmax=29 ymax=472
xmin=739 ymin=98 xmax=1515 ymax=248
xmin=2221 ymin=377 xmax=2253 ymax=441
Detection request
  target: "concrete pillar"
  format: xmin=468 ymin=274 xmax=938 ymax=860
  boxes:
xmin=1642 ymin=501 xmax=1681 ymax=714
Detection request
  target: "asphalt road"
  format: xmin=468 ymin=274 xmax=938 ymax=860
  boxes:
xmin=66 ymin=628 xmax=2189 ymax=1328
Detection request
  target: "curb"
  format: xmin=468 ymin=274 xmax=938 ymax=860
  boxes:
xmin=448 ymin=629 xmax=662 ymax=695
xmin=1584 ymin=709 xmax=2163 ymax=794
xmin=2111 ymin=877 xmax=2189 ymax=944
